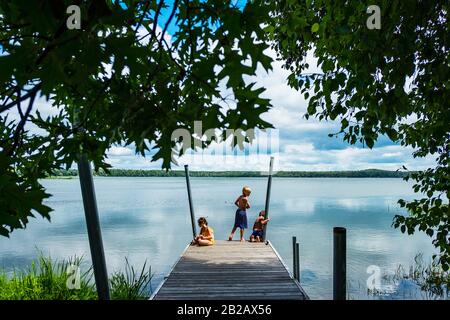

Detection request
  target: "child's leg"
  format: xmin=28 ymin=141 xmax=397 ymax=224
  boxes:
xmin=239 ymin=228 xmax=245 ymax=242
xmin=197 ymin=239 xmax=213 ymax=246
xmin=228 ymin=226 xmax=237 ymax=241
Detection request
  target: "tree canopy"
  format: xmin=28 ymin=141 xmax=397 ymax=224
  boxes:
xmin=0 ymin=0 xmax=273 ymax=236
xmin=270 ymin=0 xmax=449 ymax=269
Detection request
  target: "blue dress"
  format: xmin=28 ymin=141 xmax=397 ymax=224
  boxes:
xmin=234 ymin=209 xmax=248 ymax=229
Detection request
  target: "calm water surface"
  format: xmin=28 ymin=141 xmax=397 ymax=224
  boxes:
xmin=0 ymin=177 xmax=435 ymax=299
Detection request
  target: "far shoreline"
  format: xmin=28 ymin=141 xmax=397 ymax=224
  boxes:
xmin=46 ymin=168 xmax=410 ymax=179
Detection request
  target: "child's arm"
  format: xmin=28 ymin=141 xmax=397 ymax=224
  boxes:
xmin=262 ymin=218 xmax=270 ymax=225
xmin=201 ymin=229 xmax=214 ymax=240
xmin=234 ymin=196 xmax=241 ymax=207
xmin=246 ymin=200 xmax=250 ymax=209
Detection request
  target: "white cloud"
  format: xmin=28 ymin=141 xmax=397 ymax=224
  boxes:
xmin=279 ymin=143 xmax=434 ymax=171
xmin=107 ymin=146 xmax=134 ymax=157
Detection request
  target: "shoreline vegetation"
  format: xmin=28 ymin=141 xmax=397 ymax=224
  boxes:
xmin=0 ymin=253 xmax=152 ymax=300
xmin=48 ymin=168 xmax=409 ymax=179
xmin=369 ymin=253 xmax=450 ymax=300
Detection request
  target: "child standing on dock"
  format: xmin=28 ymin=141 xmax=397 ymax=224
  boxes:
xmin=193 ymin=217 xmax=215 ymax=246
xmin=250 ymin=210 xmax=270 ymax=242
xmin=228 ymin=186 xmax=251 ymax=242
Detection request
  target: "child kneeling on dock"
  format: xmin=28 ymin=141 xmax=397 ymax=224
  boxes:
xmin=250 ymin=211 xmax=270 ymax=242
xmin=192 ymin=217 xmax=215 ymax=246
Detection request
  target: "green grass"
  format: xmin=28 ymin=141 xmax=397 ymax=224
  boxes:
xmin=110 ymin=258 xmax=152 ymax=300
xmin=0 ymin=253 xmax=153 ymax=300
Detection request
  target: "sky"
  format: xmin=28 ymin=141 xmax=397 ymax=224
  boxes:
xmin=103 ymin=2 xmax=435 ymax=172
xmin=4 ymin=2 xmax=436 ymax=172
xmin=102 ymin=47 xmax=434 ymax=172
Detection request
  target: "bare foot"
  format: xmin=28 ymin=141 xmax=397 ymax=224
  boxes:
xmin=228 ymin=236 xmax=233 ymax=241
xmin=240 ymin=238 xmax=245 ymax=242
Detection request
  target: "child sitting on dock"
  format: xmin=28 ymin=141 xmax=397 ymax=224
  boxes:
xmin=228 ymin=186 xmax=251 ymax=242
xmin=250 ymin=210 xmax=270 ymax=242
xmin=193 ymin=217 xmax=215 ymax=246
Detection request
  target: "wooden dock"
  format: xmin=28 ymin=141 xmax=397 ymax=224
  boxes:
xmin=151 ymin=240 xmax=308 ymax=300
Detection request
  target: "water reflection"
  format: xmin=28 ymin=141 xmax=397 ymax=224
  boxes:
xmin=0 ymin=177 xmax=435 ymax=299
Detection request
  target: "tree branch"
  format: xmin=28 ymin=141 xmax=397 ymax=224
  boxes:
xmin=0 ymin=83 xmax=41 ymax=113
xmin=158 ymin=0 xmax=179 ymax=49
xmin=16 ymin=89 xmax=24 ymax=119
xmin=148 ymin=0 xmax=165 ymax=46
xmin=6 ymin=89 xmax=38 ymax=156
xmin=134 ymin=0 xmax=152 ymax=33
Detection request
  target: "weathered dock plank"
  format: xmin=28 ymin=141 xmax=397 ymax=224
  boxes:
xmin=151 ymin=240 xmax=308 ymax=300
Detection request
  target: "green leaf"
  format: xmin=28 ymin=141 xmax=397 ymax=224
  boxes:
xmin=0 ymin=0 xmax=276 ymax=236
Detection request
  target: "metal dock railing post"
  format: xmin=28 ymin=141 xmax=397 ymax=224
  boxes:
xmin=262 ymin=157 xmax=274 ymax=241
xmin=74 ymin=107 xmax=110 ymax=300
xmin=77 ymin=154 xmax=110 ymax=300
xmin=333 ymin=227 xmax=347 ymax=300
xmin=292 ymin=236 xmax=297 ymax=279
xmin=295 ymin=242 xmax=300 ymax=282
xmin=292 ymin=236 xmax=300 ymax=281
xmin=184 ymin=165 xmax=197 ymax=239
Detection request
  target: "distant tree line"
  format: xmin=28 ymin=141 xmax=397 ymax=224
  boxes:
xmin=50 ymin=168 xmax=409 ymax=178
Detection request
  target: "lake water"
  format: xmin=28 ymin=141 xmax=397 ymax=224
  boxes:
xmin=0 ymin=177 xmax=436 ymax=299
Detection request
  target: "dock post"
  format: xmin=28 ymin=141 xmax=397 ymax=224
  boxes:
xmin=77 ymin=154 xmax=110 ymax=300
xmin=184 ymin=165 xmax=197 ymax=239
xmin=262 ymin=157 xmax=274 ymax=241
xmin=292 ymin=236 xmax=297 ymax=279
xmin=333 ymin=227 xmax=346 ymax=300
xmin=296 ymin=242 xmax=300 ymax=282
